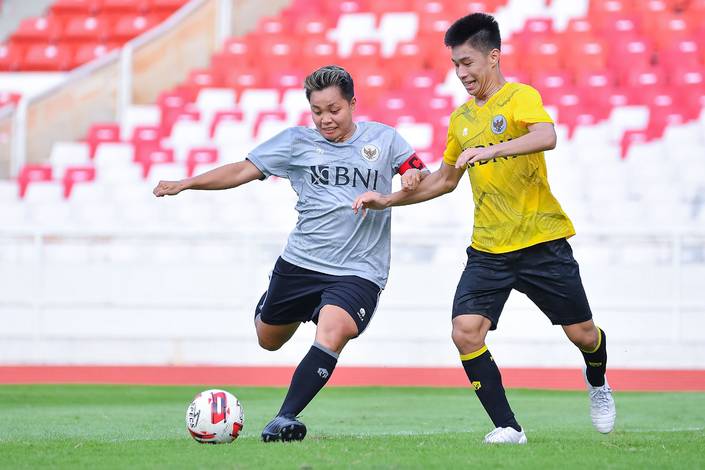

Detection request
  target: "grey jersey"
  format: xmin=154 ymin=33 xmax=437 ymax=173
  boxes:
xmin=247 ymin=121 xmax=416 ymax=288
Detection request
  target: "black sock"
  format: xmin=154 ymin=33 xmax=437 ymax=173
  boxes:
xmin=278 ymin=343 xmax=338 ymax=417
xmin=581 ymin=327 xmax=607 ymax=387
xmin=461 ymin=346 xmax=521 ymax=432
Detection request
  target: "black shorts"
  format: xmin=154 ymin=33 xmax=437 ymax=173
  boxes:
xmin=255 ymin=257 xmax=382 ymax=336
xmin=452 ymin=238 xmax=592 ymax=330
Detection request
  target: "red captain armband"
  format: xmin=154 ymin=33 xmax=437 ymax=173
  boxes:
xmin=397 ymin=153 xmax=427 ymax=175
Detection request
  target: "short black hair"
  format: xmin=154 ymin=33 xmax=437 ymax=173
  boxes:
xmin=304 ymin=65 xmax=355 ymax=102
xmin=444 ymin=13 xmax=501 ymax=52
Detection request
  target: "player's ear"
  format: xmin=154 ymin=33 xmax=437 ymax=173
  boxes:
xmin=489 ymin=48 xmax=500 ymax=67
xmin=349 ymin=96 xmax=356 ymax=112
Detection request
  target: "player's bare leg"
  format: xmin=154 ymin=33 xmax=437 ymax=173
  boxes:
xmin=563 ymin=319 xmax=616 ymax=433
xmin=262 ymin=306 xmax=358 ymax=442
xmin=452 ymin=314 xmax=526 ymax=444
xmin=254 ymin=318 xmax=300 ymax=351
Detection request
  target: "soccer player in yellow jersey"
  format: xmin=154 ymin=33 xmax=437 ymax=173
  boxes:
xmin=353 ymin=13 xmax=616 ymax=444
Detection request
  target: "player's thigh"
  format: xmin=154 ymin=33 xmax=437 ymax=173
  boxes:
xmin=515 ymin=239 xmax=593 ymax=326
xmin=255 ymin=317 xmax=301 ymax=351
xmin=315 ymin=305 xmax=359 ymax=354
xmin=452 ymin=246 xmax=515 ymax=331
xmin=316 ymin=275 xmax=382 ymax=339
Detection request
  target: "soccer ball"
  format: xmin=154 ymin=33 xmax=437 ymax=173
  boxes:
xmin=185 ymin=389 xmax=244 ymax=444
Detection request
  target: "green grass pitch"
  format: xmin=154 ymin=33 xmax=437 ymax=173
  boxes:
xmin=1 ymin=385 xmax=703 ymax=469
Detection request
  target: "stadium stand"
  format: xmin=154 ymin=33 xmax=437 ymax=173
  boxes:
xmin=1 ymin=0 xmax=704 ymax=232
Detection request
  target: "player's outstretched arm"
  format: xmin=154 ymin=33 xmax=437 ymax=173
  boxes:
xmin=353 ymin=162 xmax=464 ymax=215
xmin=455 ymin=122 xmax=557 ymax=168
xmin=153 ymin=160 xmax=264 ymax=197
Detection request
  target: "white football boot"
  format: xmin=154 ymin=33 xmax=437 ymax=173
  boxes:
xmin=483 ymin=426 xmax=527 ymax=444
xmin=584 ymin=369 xmax=616 ymax=433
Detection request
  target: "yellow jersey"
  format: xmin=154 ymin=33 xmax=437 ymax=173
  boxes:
xmin=443 ymin=82 xmax=575 ymax=254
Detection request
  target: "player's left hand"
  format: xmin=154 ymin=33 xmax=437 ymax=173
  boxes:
xmin=455 ymin=147 xmax=500 ymax=168
xmin=401 ymin=168 xmax=422 ymax=192
xmin=352 ymin=191 xmax=389 ymax=217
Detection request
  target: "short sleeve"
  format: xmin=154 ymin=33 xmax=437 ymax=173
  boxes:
xmin=442 ymin=116 xmax=462 ymax=166
xmin=389 ymin=130 xmax=417 ymax=174
xmin=512 ymin=86 xmax=554 ymax=127
xmin=246 ymin=128 xmax=293 ymax=179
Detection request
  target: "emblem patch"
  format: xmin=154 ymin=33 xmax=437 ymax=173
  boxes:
xmin=361 ymin=144 xmax=380 ymax=162
xmin=491 ymin=114 xmax=507 ymax=134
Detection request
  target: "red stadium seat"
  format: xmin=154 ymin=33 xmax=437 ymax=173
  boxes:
xmin=497 ymin=39 xmax=521 ymax=76
xmin=563 ymin=38 xmax=607 ymax=73
xmin=266 ymin=69 xmax=306 ymax=93
xmin=214 ymin=37 xmax=256 ymax=70
xmin=102 ymin=0 xmax=151 ymax=14
xmin=132 ymin=125 xmax=162 ymax=162
xmin=620 ymin=129 xmax=650 ymax=159
xmin=300 ymin=39 xmax=338 ymax=72
xmin=254 ymin=16 xmax=291 ymax=36
xmin=140 ymin=147 xmax=175 ymax=177
xmin=256 ymin=36 xmax=300 ymax=72
xmin=658 ymin=38 xmax=701 ymax=69
xmin=651 ymin=14 xmax=694 ymax=49
xmin=223 ymin=68 xmax=264 ymax=94
xmin=23 ymin=44 xmax=73 ymax=71
xmin=624 ymin=67 xmax=666 ymax=93
xmin=147 ymin=0 xmax=188 ymax=15
xmin=62 ymin=16 xmax=110 ymax=43
xmin=253 ymin=110 xmax=287 ymax=138
xmin=18 ymin=164 xmax=53 ymax=198
xmin=384 ymin=40 xmax=430 ymax=85
xmin=353 ymin=69 xmax=391 ymax=106
xmin=50 ymin=0 xmax=101 ymax=21
xmin=186 ymin=147 xmax=218 ymax=177
xmin=523 ymin=37 xmax=562 ymax=74
xmin=367 ymin=0 xmax=413 ymax=16
xmin=86 ymin=123 xmax=121 ymax=158
xmin=10 ymin=17 xmax=62 ymax=45
xmin=669 ymin=66 xmax=705 ymax=95
xmin=292 ymin=15 xmax=331 ymax=39
xmin=112 ymin=15 xmax=160 ymax=42
xmin=210 ymin=110 xmax=244 ymax=137
xmin=157 ymin=91 xmax=188 ymax=135
xmin=62 ymin=166 xmax=95 ymax=198
xmin=345 ymin=41 xmax=382 ymax=71
xmin=72 ymin=43 xmax=115 ymax=67
xmin=608 ymin=37 xmax=654 ymax=75
xmin=0 ymin=43 xmax=25 ymax=71
xmin=530 ymin=71 xmax=573 ymax=105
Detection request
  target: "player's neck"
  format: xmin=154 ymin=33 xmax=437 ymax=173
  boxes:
xmin=333 ymin=123 xmax=357 ymax=143
xmin=473 ymin=77 xmax=506 ymax=106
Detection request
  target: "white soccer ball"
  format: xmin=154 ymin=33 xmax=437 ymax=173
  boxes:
xmin=185 ymin=389 xmax=244 ymax=444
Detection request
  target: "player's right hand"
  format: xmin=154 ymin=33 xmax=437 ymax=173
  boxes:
xmin=352 ymin=191 xmax=389 ymax=217
xmin=153 ymin=180 xmax=184 ymax=197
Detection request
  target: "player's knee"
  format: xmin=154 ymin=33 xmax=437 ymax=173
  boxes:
xmin=568 ymin=325 xmax=598 ymax=350
xmin=316 ymin=322 xmax=357 ymax=352
xmin=451 ymin=325 xmax=485 ymax=352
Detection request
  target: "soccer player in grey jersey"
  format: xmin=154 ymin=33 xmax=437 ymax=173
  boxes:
xmin=153 ymin=65 xmax=428 ymax=442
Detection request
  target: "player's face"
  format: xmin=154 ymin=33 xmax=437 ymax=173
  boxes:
xmin=451 ymin=42 xmax=500 ymax=98
xmin=309 ymin=86 xmax=356 ymax=142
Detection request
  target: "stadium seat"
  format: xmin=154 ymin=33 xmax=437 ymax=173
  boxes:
xmin=23 ymin=44 xmax=73 ymax=71
xmin=186 ymin=147 xmax=218 ymax=177
xmin=132 ymin=125 xmax=162 ymax=162
xmin=563 ymin=38 xmax=607 ymax=73
xmin=50 ymin=0 xmax=101 ymax=22
xmin=0 ymin=43 xmax=24 ymax=71
xmin=0 ymin=91 xmax=21 ymax=108
xmin=112 ymin=15 xmax=160 ymax=42
xmin=86 ymin=123 xmax=121 ymax=158
xmin=10 ymin=17 xmax=62 ymax=45
xmin=18 ymin=164 xmax=53 ymax=198
xmin=62 ymin=166 xmax=96 ymax=198
xmin=253 ymin=110 xmax=288 ymax=141
xmin=237 ymin=89 xmax=279 ymax=123
xmin=62 ymin=16 xmax=110 ymax=43
xmin=72 ymin=43 xmax=114 ymax=68
xmin=209 ymin=110 xmax=244 ymax=138
xmin=140 ymin=147 xmax=175 ymax=178
xmin=102 ymin=0 xmax=151 ymax=15
xmin=300 ymin=39 xmax=338 ymax=72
